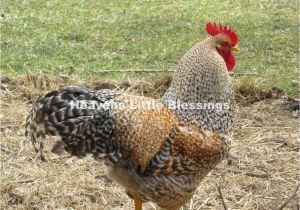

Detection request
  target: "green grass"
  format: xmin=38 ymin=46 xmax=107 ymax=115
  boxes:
xmin=1 ymin=0 xmax=299 ymax=94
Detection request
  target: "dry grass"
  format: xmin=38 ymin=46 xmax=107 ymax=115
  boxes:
xmin=0 ymin=75 xmax=299 ymax=210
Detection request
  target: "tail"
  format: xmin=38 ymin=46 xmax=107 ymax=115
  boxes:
xmin=25 ymin=86 xmax=120 ymax=160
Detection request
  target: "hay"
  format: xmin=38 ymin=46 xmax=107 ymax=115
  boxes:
xmin=0 ymin=74 xmax=173 ymax=102
xmin=0 ymin=75 xmax=299 ymax=209
xmin=0 ymin=74 xmax=291 ymax=104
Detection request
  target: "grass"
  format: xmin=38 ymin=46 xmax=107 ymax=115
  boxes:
xmin=1 ymin=0 xmax=299 ymax=94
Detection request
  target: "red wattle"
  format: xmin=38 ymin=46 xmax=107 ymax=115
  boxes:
xmin=217 ymin=48 xmax=236 ymax=71
xmin=226 ymin=51 xmax=235 ymax=71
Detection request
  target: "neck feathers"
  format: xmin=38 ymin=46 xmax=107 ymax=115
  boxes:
xmin=162 ymin=38 xmax=234 ymax=134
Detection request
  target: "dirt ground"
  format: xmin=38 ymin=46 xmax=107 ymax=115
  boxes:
xmin=0 ymin=75 xmax=299 ymax=210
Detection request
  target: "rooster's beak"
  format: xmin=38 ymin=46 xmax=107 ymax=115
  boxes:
xmin=232 ymin=46 xmax=239 ymax=52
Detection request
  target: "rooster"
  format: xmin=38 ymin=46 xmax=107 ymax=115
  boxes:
xmin=25 ymin=22 xmax=239 ymax=210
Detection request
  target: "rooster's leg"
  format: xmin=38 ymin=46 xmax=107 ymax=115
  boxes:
xmin=133 ymin=195 xmax=142 ymax=210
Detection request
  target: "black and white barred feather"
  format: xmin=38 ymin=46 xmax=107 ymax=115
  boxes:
xmin=25 ymin=86 xmax=122 ymax=160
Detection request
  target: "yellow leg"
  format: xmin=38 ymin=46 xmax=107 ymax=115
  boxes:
xmin=134 ymin=195 xmax=142 ymax=210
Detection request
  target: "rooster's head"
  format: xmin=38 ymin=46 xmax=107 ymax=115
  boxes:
xmin=206 ymin=22 xmax=239 ymax=71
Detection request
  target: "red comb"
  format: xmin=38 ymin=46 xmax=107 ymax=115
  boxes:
xmin=206 ymin=22 xmax=238 ymax=46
